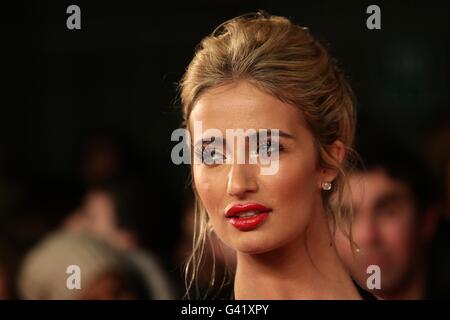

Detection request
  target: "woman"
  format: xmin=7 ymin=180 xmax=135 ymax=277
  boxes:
xmin=179 ymin=11 xmax=370 ymax=299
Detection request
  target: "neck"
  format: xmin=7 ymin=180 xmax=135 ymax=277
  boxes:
xmin=234 ymin=206 xmax=361 ymax=300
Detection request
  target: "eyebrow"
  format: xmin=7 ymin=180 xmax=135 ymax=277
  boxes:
xmin=373 ymin=191 xmax=408 ymax=212
xmin=279 ymin=131 xmax=295 ymax=139
xmin=193 ymin=129 xmax=295 ymax=147
xmin=246 ymin=130 xmax=295 ymax=141
xmin=193 ymin=136 xmax=224 ymax=149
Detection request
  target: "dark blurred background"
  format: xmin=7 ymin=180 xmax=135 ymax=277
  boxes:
xmin=1 ymin=0 xmax=449 ymax=299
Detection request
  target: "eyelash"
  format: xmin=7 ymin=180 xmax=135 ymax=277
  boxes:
xmin=194 ymin=141 xmax=285 ymax=166
xmin=194 ymin=146 xmax=225 ymax=165
xmin=256 ymin=140 xmax=284 ymax=155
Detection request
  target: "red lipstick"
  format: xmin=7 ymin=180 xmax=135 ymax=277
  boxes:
xmin=225 ymin=203 xmax=271 ymax=231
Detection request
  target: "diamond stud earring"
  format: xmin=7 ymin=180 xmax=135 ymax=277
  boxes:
xmin=321 ymin=181 xmax=332 ymax=190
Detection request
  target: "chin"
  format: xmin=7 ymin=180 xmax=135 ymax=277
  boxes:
xmin=235 ymin=244 xmax=274 ymax=255
xmin=227 ymin=231 xmax=287 ymax=255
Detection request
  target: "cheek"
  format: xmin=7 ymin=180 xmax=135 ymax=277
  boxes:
xmin=381 ymin=216 xmax=416 ymax=260
xmin=258 ymin=153 xmax=320 ymax=243
xmin=192 ymin=166 xmax=226 ymax=218
xmin=266 ymin=154 xmax=319 ymax=208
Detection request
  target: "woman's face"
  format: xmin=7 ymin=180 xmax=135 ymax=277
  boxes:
xmin=189 ymin=81 xmax=325 ymax=254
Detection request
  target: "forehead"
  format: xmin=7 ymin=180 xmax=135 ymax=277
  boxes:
xmin=189 ymin=81 xmax=306 ymax=132
xmin=349 ymin=169 xmax=411 ymax=205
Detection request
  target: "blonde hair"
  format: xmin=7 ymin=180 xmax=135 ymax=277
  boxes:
xmin=178 ymin=11 xmax=357 ymax=299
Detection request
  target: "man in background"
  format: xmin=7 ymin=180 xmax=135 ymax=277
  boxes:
xmin=334 ymin=138 xmax=448 ymax=299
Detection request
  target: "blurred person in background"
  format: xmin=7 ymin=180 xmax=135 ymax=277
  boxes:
xmin=64 ymin=181 xmax=139 ymax=250
xmin=425 ymin=111 xmax=450 ymax=220
xmin=0 ymin=179 xmax=81 ymax=299
xmin=76 ymin=132 xmax=182 ymax=271
xmin=62 ymin=179 xmax=176 ymax=299
xmin=423 ymin=110 xmax=450 ymax=298
xmin=334 ymin=136 xmax=447 ymax=299
xmin=18 ymin=231 xmax=149 ymax=299
xmin=1 ymin=134 xmax=179 ymax=299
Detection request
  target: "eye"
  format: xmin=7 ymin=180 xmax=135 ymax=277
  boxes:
xmin=195 ymin=145 xmax=226 ymax=166
xmin=257 ymin=140 xmax=282 ymax=157
xmin=378 ymin=202 xmax=400 ymax=218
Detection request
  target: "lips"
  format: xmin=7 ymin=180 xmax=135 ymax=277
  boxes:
xmin=225 ymin=203 xmax=272 ymax=231
xmin=225 ymin=203 xmax=271 ymax=217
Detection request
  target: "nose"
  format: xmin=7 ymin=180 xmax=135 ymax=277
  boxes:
xmin=226 ymin=163 xmax=258 ymax=198
xmin=352 ymin=213 xmax=380 ymax=251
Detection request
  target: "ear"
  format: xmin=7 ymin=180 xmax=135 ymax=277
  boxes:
xmin=320 ymin=140 xmax=346 ymax=186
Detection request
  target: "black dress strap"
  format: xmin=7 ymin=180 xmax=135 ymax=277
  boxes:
xmin=353 ymin=280 xmax=378 ymax=300
xmin=224 ymin=279 xmax=378 ymax=300
xmin=227 ymin=281 xmax=378 ymax=300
